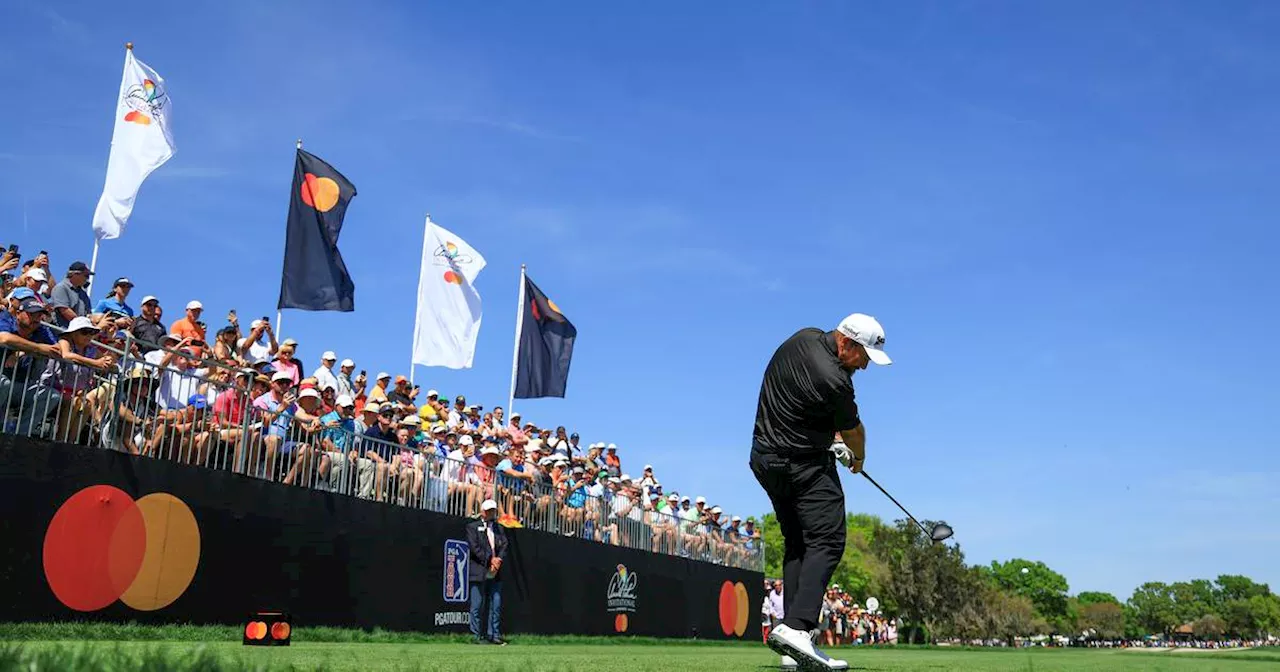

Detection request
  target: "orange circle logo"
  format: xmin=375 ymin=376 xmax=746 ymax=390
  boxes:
xmin=717 ymin=581 xmax=750 ymax=637
xmin=43 ymin=485 xmax=201 ymax=612
xmin=614 ymin=613 xmax=628 ymax=633
xmin=300 ymin=173 xmax=341 ymax=212
xmin=246 ymin=621 xmax=268 ymax=640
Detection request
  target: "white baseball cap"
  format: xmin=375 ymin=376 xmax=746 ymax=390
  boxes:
xmin=322 ymin=351 xmax=337 ymax=361
xmin=427 ymin=389 xmax=439 ymax=397
xmin=185 ymin=300 xmax=203 ymax=310
xmin=459 ymin=434 xmax=474 ymax=445
xmin=607 ymin=443 xmax=617 ymax=451
xmin=282 ymin=338 xmax=299 ymax=347
xmin=667 ymin=494 xmax=679 ymax=501
xmin=711 ymin=506 xmax=722 ymax=513
xmin=141 ymin=295 xmax=159 ymax=306
xmin=431 ymin=425 xmax=447 ymax=434
xmin=271 ymin=371 xmax=293 ymax=382
xmin=341 ymin=358 xmax=355 ymax=367
xmin=336 ymin=394 xmax=355 ymax=407
xmin=695 ymin=496 xmax=706 ymax=504
xmin=66 ymin=316 xmax=99 ymax=333
xmin=376 ymin=371 xmax=391 ymax=380
xmin=836 ymin=313 xmax=891 ymax=365
xmin=644 ymin=464 xmax=653 ymax=471
xmin=298 ymin=388 xmax=320 ymax=400
xmin=400 ymin=415 xmax=421 ymax=426
xmin=25 ymin=268 xmax=48 ymax=282
xmin=481 ymin=499 xmax=498 ymax=511
xmin=480 ymin=446 xmax=502 ymax=457
xmin=620 ymin=474 xmax=632 ymax=482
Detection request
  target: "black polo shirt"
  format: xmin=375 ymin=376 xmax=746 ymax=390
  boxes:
xmin=132 ymin=318 xmax=167 ymax=352
xmin=752 ymin=328 xmax=861 ymax=457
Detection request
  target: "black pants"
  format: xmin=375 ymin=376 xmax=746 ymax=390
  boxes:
xmin=750 ymin=446 xmax=846 ymax=632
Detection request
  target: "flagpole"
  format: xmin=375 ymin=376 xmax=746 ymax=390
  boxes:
xmin=410 ymin=214 xmax=434 ymax=388
xmin=507 ymin=264 xmax=527 ymax=416
xmin=86 ymin=240 xmax=100 ymax=300
xmin=275 ymin=138 xmax=302 ymax=342
xmin=86 ymin=41 xmax=132 ymax=301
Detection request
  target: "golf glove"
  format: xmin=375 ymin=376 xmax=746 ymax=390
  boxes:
xmin=830 ymin=441 xmax=855 ymax=469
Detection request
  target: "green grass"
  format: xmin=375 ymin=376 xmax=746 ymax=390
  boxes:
xmin=1 ymin=624 xmax=1277 ymax=671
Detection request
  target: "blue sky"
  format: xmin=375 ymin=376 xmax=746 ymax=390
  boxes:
xmin=3 ymin=1 xmax=1278 ymax=601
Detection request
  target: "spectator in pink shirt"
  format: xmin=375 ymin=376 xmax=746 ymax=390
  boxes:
xmin=271 ymin=339 xmax=302 ymax=386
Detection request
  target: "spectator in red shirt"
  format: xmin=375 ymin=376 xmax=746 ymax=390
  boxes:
xmin=605 ymin=444 xmax=621 ymax=477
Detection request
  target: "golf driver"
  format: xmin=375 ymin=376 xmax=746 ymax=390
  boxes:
xmin=860 ymin=471 xmax=954 ymax=542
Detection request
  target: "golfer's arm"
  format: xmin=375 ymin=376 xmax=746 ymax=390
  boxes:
xmin=838 ymin=425 xmax=866 ymax=461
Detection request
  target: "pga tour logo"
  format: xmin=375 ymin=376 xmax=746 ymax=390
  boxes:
xmin=444 ymin=539 xmax=469 ymax=603
xmin=606 ymin=564 xmax=638 ymax=613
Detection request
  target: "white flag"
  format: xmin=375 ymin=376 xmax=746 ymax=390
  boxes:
xmin=412 ymin=216 xmax=487 ymax=369
xmin=91 ymin=49 xmax=176 ymax=241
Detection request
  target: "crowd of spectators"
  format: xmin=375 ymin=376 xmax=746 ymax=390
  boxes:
xmin=761 ymin=579 xmax=899 ymax=647
xmin=0 ymin=246 xmax=762 ymax=569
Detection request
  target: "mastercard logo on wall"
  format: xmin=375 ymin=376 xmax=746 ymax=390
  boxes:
xmin=43 ymin=485 xmax=201 ymax=612
xmin=718 ymin=580 xmax=750 ymax=637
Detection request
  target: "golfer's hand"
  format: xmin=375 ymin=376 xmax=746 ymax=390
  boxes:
xmin=830 ymin=441 xmax=864 ymax=474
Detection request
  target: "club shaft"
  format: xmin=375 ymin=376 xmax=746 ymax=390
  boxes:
xmin=861 ymin=471 xmax=929 ymax=536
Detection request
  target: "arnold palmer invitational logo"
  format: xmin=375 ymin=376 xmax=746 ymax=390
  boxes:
xmin=607 ymin=564 xmax=638 ymax=632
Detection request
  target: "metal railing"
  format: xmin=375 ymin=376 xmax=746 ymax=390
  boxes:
xmin=0 ymin=328 xmax=764 ymax=571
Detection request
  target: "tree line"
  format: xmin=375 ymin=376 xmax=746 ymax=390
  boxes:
xmin=760 ymin=512 xmax=1280 ymax=643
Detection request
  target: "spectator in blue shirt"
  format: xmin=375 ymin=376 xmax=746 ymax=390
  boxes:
xmin=320 ymin=393 xmax=358 ymax=492
xmin=0 ymin=298 xmax=60 ymax=433
xmin=91 ymin=277 xmax=136 ymax=325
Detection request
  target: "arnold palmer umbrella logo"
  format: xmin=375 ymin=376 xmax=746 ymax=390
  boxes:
xmin=607 ymin=564 xmax=638 ymax=632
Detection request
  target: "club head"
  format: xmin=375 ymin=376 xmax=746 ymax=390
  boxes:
xmin=930 ymin=523 xmax=954 ymax=542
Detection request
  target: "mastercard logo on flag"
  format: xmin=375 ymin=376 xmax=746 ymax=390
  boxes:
xmin=42 ymin=485 xmax=201 ymax=612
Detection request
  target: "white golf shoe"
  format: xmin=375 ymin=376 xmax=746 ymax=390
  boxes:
xmin=781 ymin=654 xmax=797 ymax=670
xmin=767 ymin=624 xmax=848 ymax=670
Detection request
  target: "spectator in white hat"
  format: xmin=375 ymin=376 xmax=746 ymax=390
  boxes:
xmin=39 ymin=315 xmax=114 ymax=441
xmin=17 ymin=267 xmax=48 ymax=298
xmin=465 ymin=498 xmax=509 ymax=645
xmin=281 ymin=387 xmax=326 ymax=487
xmin=640 ymin=465 xmax=657 ymax=488
xmin=605 ymin=444 xmax=621 ymax=477
xmin=335 ymin=358 xmax=361 ymax=400
xmin=367 ymin=371 xmax=392 ymax=406
xmin=312 ymin=351 xmax=340 ymax=394
xmin=131 ymin=296 xmax=166 ymax=352
xmin=251 ymin=370 xmax=300 ymax=482
xmin=237 ymin=316 xmax=279 ymax=364
xmin=319 ymin=393 xmax=358 ymax=493
xmin=169 ymin=300 xmax=207 ymax=358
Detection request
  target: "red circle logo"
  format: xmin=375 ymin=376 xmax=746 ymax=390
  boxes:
xmin=717 ymin=581 xmax=750 ymax=637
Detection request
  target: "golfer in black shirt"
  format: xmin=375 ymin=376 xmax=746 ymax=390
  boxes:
xmin=752 ymin=313 xmax=890 ymax=671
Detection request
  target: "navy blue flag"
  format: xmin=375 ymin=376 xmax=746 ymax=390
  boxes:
xmin=514 ymin=274 xmax=576 ymax=399
xmin=277 ymin=148 xmax=357 ymax=311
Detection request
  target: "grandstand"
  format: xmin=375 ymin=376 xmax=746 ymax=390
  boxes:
xmin=0 ymin=249 xmax=763 ymax=573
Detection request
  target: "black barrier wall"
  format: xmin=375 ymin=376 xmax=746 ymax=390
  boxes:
xmin=0 ymin=437 xmax=762 ymax=639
